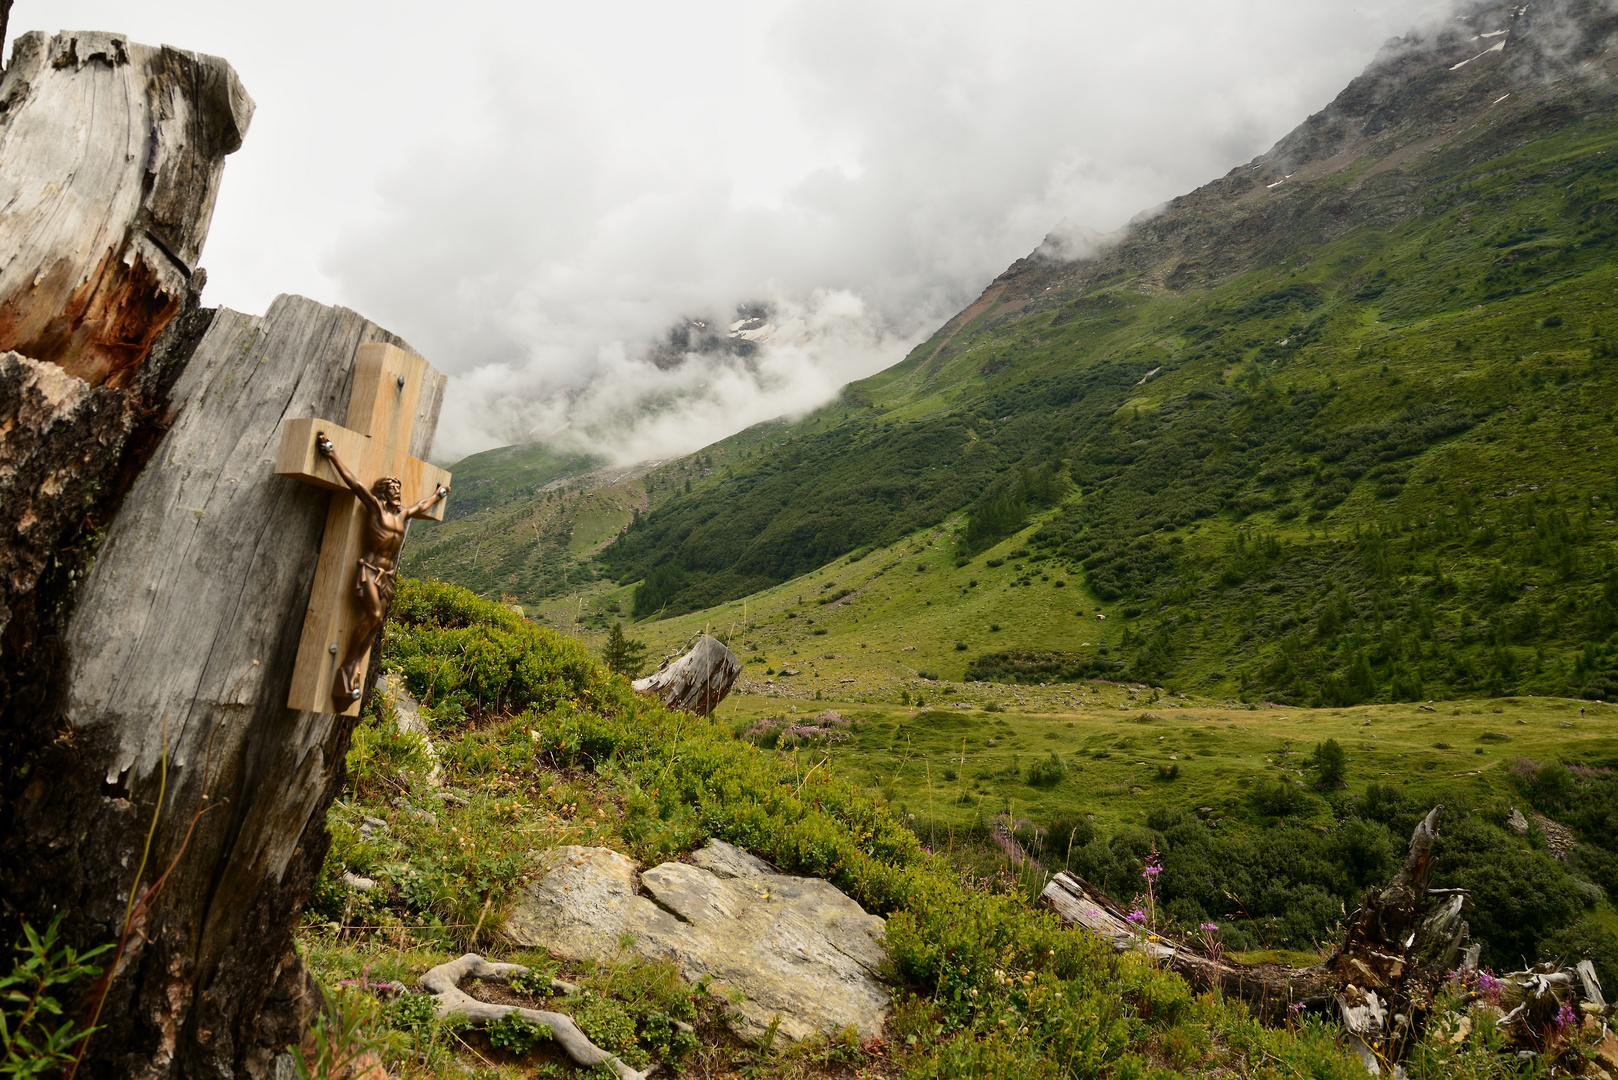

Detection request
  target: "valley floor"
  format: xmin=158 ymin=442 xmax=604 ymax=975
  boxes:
xmin=712 ymin=690 xmax=1607 ymax=838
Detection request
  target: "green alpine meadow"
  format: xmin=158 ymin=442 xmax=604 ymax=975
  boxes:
xmin=300 ymin=4 xmax=1618 ymax=1077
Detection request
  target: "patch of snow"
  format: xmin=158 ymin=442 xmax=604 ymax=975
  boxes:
xmin=1452 ymin=40 xmax=1506 ymax=69
xmin=1135 ymin=366 xmax=1161 ymax=385
xmin=1493 ymin=93 xmax=1511 ymax=105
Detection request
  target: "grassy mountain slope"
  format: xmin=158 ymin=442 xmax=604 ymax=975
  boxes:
xmin=311 ymin=579 xmax=1406 ymax=1078
xmin=400 ymin=422 xmax=797 ymax=611
xmin=305 ymin=578 xmax=1606 ymax=1075
xmin=597 ymin=1 xmax=1618 ymax=704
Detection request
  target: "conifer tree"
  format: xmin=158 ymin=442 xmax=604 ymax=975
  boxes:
xmin=601 ymin=621 xmax=649 ymax=676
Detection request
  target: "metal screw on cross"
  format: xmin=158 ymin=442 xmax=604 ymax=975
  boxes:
xmin=275 ymin=343 xmax=452 ymax=715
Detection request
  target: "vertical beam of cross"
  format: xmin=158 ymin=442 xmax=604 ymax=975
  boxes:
xmin=275 ymin=343 xmax=451 ymax=715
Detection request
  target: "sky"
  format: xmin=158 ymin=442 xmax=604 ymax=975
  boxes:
xmin=40 ymin=0 xmax=1447 ymax=464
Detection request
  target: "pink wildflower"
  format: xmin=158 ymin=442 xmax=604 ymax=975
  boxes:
xmin=1555 ymin=1001 xmax=1577 ymax=1031
xmin=1199 ymin=922 xmax=1218 ymax=932
xmin=1126 ymin=909 xmax=1145 ymax=924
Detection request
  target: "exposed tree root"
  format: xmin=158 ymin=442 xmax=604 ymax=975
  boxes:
xmin=420 ymin=953 xmax=651 ymax=1079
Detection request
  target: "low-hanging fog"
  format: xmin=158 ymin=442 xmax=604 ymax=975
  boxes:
xmin=45 ymin=0 xmax=1450 ymax=464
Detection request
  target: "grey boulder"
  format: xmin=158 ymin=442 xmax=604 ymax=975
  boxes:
xmin=503 ymin=840 xmax=889 ymax=1042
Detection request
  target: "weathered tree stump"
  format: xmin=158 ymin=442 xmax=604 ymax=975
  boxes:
xmin=632 ymin=634 xmax=741 ymax=713
xmin=0 ymin=29 xmax=447 ymax=1080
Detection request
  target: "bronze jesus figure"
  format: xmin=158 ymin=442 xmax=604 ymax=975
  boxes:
xmin=317 ymin=431 xmax=449 ymax=704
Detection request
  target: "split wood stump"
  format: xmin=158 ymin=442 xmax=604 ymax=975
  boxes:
xmin=0 ymin=29 xmax=447 ymax=1079
xmin=633 ymin=633 xmax=742 ymax=713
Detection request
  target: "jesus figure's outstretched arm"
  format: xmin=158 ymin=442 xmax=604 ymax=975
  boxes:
xmin=406 ymin=483 xmax=450 ymax=520
xmin=316 ymin=432 xmax=380 ymax=513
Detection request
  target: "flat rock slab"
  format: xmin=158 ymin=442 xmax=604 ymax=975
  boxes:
xmin=504 ymin=840 xmax=889 ymax=1042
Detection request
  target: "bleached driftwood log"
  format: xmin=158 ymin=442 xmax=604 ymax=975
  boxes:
xmin=1043 ymin=806 xmax=1482 ymax=1071
xmin=421 ymin=954 xmax=649 ymax=1080
xmin=633 ymin=634 xmax=741 ymax=713
xmin=1040 ymin=873 xmax=1333 ymax=1021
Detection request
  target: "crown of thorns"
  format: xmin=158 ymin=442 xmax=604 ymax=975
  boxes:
xmin=371 ymin=476 xmax=402 ymax=498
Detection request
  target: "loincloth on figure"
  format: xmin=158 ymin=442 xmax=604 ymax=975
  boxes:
xmin=355 ymin=558 xmax=397 ymax=607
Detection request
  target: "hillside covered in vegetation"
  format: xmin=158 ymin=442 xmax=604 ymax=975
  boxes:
xmin=299 ymin=579 xmax=1589 ymax=1077
xmin=594 ymin=2 xmax=1618 ymax=705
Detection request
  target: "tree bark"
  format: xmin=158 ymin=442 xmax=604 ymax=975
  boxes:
xmin=0 ymin=29 xmax=250 ymax=711
xmin=0 ymin=29 xmax=448 ymax=1080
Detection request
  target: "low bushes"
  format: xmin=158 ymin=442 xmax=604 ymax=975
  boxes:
xmin=328 ymin=578 xmax=1525 ymax=1076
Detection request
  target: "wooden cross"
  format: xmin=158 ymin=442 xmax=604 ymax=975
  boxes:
xmin=275 ymin=343 xmax=452 ymax=715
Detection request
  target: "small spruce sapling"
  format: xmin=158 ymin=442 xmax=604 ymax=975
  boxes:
xmin=600 ymin=622 xmax=649 ymax=677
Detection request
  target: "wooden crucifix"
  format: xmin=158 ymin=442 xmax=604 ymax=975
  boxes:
xmin=275 ymin=343 xmax=452 ymax=715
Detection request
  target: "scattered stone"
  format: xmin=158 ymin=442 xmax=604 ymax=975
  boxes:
xmin=359 ymin=816 xmax=388 ymax=841
xmin=505 ymin=840 xmax=889 ymax=1042
xmin=1534 ymin=812 xmax=1578 ymax=860
xmin=689 ymin=839 xmax=775 ymax=879
xmin=379 ymin=671 xmax=444 ymax=786
xmin=1507 ymin=807 xmax=1530 ymax=836
xmin=391 ymin=796 xmax=438 ymax=826
xmin=341 ymin=871 xmax=376 ymax=891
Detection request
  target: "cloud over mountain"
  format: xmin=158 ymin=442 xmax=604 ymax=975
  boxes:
xmin=50 ymin=0 xmax=1451 ymax=462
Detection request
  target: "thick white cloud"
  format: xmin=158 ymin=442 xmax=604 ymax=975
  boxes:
xmin=41 ymin=0 xmax=1447 ymax=462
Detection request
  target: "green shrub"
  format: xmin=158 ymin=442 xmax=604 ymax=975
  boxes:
xmin=571 ymin=992 xmax=638 ymax=1058
xmin=383 ymin=992 xmax=439 ymax=1032
xmin=0 ymin=914 xmax=110 ymax=1077
xmin=509 ymin=966 xmax=557 ymax=996
xmin=639 ymin=1011 xmax=700 ymax=1065
xmin=387 ymin=578 xmax=606 ymax=716
xmin=1027 ymin=752 xmax=1067 ymax=786
xmin=1250 ymin=776 xmax=1309 ymax=816
xmin=1436 ymin=815 xmax=1582 ymax=967
xmin=486 ymin=1012 xmax=551 ymax=1053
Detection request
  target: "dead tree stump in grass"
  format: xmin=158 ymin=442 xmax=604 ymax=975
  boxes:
xmin=633 ymin=633 xmax=742 ymax=714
